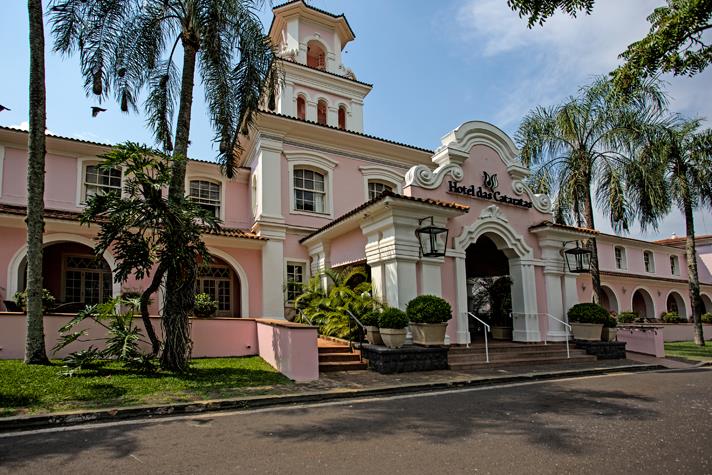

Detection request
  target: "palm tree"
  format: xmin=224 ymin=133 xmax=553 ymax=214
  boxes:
xmin=632 ymin=118 xmax=712 ymax=345
xmin=49 ymin=0 xmax=278 ymax=371
xmin=24 ymin=0 xmax=50 ymax=365
xmin=516 ymin=77 xmax=667 ymax=303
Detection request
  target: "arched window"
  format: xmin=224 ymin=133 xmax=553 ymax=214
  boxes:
xmin=307 ymin=40 xmax=326 ymax=70
xmin=189 ymin=179 xmax=221 ymax=218
xmin=196 ymin=256 xmax=240 ymax=317
xmin=296 ymin=95 xmax=306 ymax=120
xmin=338 ymin=106 xmax=347 ymax=130
xmin=294 ymin=168 xmax=326 ymax=213
xmin=367 ymin=180 xmax=393 ymax=200
xmin=317 ymin=99 xmax=327 ymax=125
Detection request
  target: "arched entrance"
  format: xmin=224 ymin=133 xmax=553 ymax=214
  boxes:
xmin=701 ymin=294 xmax=712 ymax=314
xmin=197 ymin=255 xmax=243 ymax=317
xmin=666 ymin=291 xmax=687 ymax=319
xmin=600 ymin=285 xmax=619 ymax=313
xmin=632 ymin=288 xmax=655 ymax=320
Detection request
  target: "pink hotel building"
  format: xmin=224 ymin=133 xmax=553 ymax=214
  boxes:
xmin=1 ymin=1 xmax=712 ymax=348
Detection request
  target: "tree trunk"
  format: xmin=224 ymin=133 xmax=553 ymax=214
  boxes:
xmin=683 ymin=197 xmax=705 ymax=346
xmin=140 ymin=264 xmax=166 ymax=356
xmin=24 ymin=0 xmax=49 ymax=365
xmin=583 ymin=184 xmax=603 ymax=304
xmin=161 ymin=37 xmax=199 ymax=372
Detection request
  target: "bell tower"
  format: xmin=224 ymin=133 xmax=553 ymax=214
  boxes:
xmin=269 ymin=0 xmax=372 ymax=132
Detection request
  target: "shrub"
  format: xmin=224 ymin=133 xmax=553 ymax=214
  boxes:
xmin=702 ymin=313 xmax=712 ymax=324
xmin=406 ymin=295 xmax=452 ymax=324
xmin=604 ymin=314 xmax=617 ymax=328
xmin=661 ymin=312 xmax=683 ymax=324
xmin=617 ymin=311 xmax=638 ymax=323
xmin=567 ymin=303 xmax=609 ymax=324
xmin=379 ymin=308 xmax=409 ymax=329
xmin=360 ymin=311 xmax=380 ymax=327
xmin=193 ymin=293 xmax=218 ymax=318
xmin=14 ymin=289 xmax=56 ymax=312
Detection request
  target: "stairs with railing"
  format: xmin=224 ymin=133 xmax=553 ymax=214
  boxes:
xmin=448 ymin=341 xmax=596 ymax=370
xmin=318 ymin=337 xmax=367 ymax=372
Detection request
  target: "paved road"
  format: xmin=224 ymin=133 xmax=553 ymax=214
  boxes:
xmin=2 ymin=368 xmax=712 ymax=474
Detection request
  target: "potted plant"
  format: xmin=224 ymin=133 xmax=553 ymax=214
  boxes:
xmin=660 ymin=311 xmax=683 ymax=323
xmin=617 ymin=311 xmax=638 ymax=324
xmin=567 ymin=303 xmax=608 ymax=341
xmin=193 ymin=293 xmax=218 ymax=318
xmin=378 ymin=308 xmax=409 ymax=349
xmin=602 ymin=314 xmax=618 ymax=341
xmin=406 ymin=295 xmax=452 ymax=346
xmin=14 ymin=289 xmax=56 ymax=313
xmin=361 ymin=310 xmax=383 ymax=345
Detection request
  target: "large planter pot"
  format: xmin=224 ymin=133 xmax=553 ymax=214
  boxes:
xmin=491 ymin=326 xmax=513 ymax=340
xmin=380 ymin=328 xmax=407 ymax=349
xmin=410 ymin=322 xmax=448 ymax=346
xmin=365 ymin=326 xmax=384 ymax=346
xmin=602 ymin=327 xmax=618 ymax=342
xmin=572 ymin=323 xmax=603 ymax=341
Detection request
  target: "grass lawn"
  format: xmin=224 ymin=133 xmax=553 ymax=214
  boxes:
xmin=0 ymin=357 xmax=291 ymax=417
xmin=665 ymin=341 xmax=712 ymax=362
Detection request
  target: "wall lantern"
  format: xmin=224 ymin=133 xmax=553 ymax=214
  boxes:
xmin=416 ymin=216 xmax=449 ymax=258
xmin=563 ymin=240 xmax=592 ymax=273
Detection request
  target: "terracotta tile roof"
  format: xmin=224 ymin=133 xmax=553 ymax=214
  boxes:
xmin=0 ymin=203 xmax=265 ymax=241
xmin=259 ymin=111 xmax=434 ymax=154
xmin=300 ymin=190 xmax=469 ymax=243
xmin=271 ymin=0 xmax=356 ymax=39
xmin=280 ymin=58 xmax=373 ymax=87
xmin=654 ymin=234 xmax=712 ymax=246
xmin=529 ymin=220 xmax=599 ymax=236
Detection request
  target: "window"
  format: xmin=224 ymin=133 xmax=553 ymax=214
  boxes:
xmin=296 ymin=96 xmax=306 ymax=120
xmin=63 ymin=255 xmax=112 ymax=305
xmin=189 ymin=180 xmax=221 ymax=218
xmin=317 ymin=100 xmax=327 ymax=125
xmin=286 ymin=262 xmax=306 ymax=303
xmin=294 ymin=168 xmax=326 ymax=213
xmin=670 ymin=255 xmax=680 ymax=275
xmin=644 ymin=250 xmax=655 ymax=273
xmin=196 ymin=263 xmax=233 ymax=316
xmin=614 ymin=246 xmax=627 ymax=270
xmin=338 ymin=106 xmax=347 ymax=130
xmin=368 ymin=181 xmax=393 ymax=200
xmin=306 ymin=41 xmax=326 ymax=70
xmin=84 ymin=164 xmax=121 ymax=201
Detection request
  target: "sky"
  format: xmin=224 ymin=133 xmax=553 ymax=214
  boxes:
xmin=1 ymin=0 xmax=710 ymax=239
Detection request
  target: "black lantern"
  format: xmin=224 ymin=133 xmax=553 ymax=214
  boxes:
xmin=564 ymin=241 xmax=592 ymax=273
xmin=416 ymin=216 xmax=449 ymax=258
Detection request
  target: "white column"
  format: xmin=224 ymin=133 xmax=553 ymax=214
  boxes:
xmin=281 ymin=81 xmax=294 ymax=117
xmin=327 ymin=106 xmax=338 ymax=128
xmin=350 ymin=99 xmax=364 ymax=133
xmin=544 ymin=271 xmax=568 ymax=341
xmin=384 ymin=258 xmax=418 ymax=310
xmin=510 ymin=258 xmax=540 ymax=342
xmin=453 ymin=252 xmax=470 ymax=345
xmin=261 ymin=237 xmax=285 ymax=319
xmin=420 ymin=258 xmax=443 ymax=297
xmin=563 ymin=273 xmax=579 ymax=316
xmin=254 ymin=137 xmax=284 ymax=223
xmin=306 ymin=100 xmax=317 ymax=123
xmin=308 ymin=242 xmax=331 ymax=291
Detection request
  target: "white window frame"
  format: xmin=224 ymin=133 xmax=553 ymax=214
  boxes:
xmin=670 ymin=255 xmax=680 ymax=276
xmin=287 ymin=151 xmax=337 ymax=218
xmin=196 ymin=261 xmax=234 ymax=317
xmin=614 ymin=246 xmax=627 ymax=270
xmin=188 ymin=178 xmax=223 ymax=220
xmin=337 ymin=103 xmax=350 ymax=130
xmin=76 ymin=157 xmax=123 ymax=206
xmin=185 ymin=174 xmax=226 ymax=222
xmin=61 ymin=253 xmax=113 ymax=304
xmin=359 ymin=165 xmax=403 ymax=202
xmin=284 ymin=259 xmax=309 ymax=305
xmin=643 ymin=250 xmax=655 ymax=273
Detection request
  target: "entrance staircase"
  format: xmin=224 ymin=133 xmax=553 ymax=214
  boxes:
xmin=448 ymin=341 xmax=596 ymax=370
xmin=318 ymin=337 xmax=367 ymax=372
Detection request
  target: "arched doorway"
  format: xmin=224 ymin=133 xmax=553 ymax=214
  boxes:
xmin=632 ymin=288 xmax=655 ymax=320
xmin=306 ymin=40 xmax=327 ymax=70
xmin=666 ymin=291 xmax=687 ymax=319
xmin=701 ymin=294 xmax=712 ymax=314
xmin=196 ymin=255 xmax=242 ymax=317
xmin=17 ymin=241 xmax=113 ymax=310
xmin=600 ymin=286 xmax=619 ymax=313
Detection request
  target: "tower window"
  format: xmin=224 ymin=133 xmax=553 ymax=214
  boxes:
xmin=317 ymin=100 xmax=327 ymax=126
xmin=307 ymin=41 xmax=326 ymax=70
xmin=296 ymin=96 xmax=306 ymax=121
xmin=338 ymin=106 xmax=347 ymax=130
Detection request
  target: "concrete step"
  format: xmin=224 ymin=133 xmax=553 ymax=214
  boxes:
xmin=449 ymin=343 xmax=568 ymax=354
xmin=448 ymin=349 xmax=587 ymax=362
xmin=449 ymin=354 xmax=597 ymax=370
xmin=319 ymin=361 xmax=368 ymax=372
xmin=319 ymin=352 xmax=363 ymax=363
xmin=318 ymin=345 xmax=354 ymax=354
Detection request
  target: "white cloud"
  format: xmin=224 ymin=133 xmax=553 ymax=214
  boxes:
xmin=9 ymin=121 xmax=29 ymax=130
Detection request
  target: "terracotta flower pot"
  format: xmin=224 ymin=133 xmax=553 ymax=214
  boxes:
xmin=410 ymin=323 xmax=448 ymax=346
xmin=365 ymin=325 xmax=384 ymax=346
xmin=379 ymin=328 xmax=407 ymax=348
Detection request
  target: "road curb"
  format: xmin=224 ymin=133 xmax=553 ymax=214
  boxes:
xmin=0 ymin=363 xmax=663 ymax=433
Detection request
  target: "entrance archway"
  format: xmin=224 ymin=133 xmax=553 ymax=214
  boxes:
xmin=600 ymin=285 xmax=619 ymax=313
xmin=666 ymin=291 xmax=687 ymax=319
xmin=197 ymin=255 xmax=242 ymax=317
xmin=701 ymin=294 xmax=712 ymax=314
xmin=632 ymin=288 xmax=655 ymax=320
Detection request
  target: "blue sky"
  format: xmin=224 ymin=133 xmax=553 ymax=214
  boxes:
xmin=1 ymin=0 xmax=710 ymax=238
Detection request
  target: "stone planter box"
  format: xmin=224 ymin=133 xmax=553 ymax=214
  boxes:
xmin=571 ymin=323 xmax=603 ymax=341
xmin=602 ymin=327 xmax=618 ymax=342
xmin=365 ymin=326 xmax=384 ymax=346
xmin=380 ymin=328 xmax=407 ymax=349
xmin=575 ymin=340 xmax=627 ymax=359
xmin=360 ymin=344 xmax=449 ymax=374
xmin=410 ymin=322 xmax=448 ymax=346
xmin=492 ymin=326 xmax=513 ymax=340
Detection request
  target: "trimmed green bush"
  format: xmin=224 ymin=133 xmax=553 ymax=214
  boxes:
xmin=379 ymin=308 xmax=409 ymax=329
xmin=617 ymin=311 xmax=638 ymax=323
xmin=14 ymin=289 xmax=56 ymax=311
xmin=567 ymin=303 xmax=609 ymax=324
xmin=604 ymin=314 xmax=618 ymax=328
xmin=360 ymin=311 xmax=380 ymax=327
xmin=406 ymin=295 xmax=452 ymax=324
xmin=193 ymin=293 xmax=218 ymax=317
xmin=702 ymin=313 xmax=712 ymax=324
xmin=661 ymin=311 xmax=683 ymax=323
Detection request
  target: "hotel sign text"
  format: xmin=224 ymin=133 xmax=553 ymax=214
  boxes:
xmin=447 ymin=179 xmax=533 ymax=209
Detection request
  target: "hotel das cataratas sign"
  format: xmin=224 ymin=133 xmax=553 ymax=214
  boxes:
xmin=447 ymin=172 xmax=533 ymax=209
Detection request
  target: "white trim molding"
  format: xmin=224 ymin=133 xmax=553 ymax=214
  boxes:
xmin=185 ymin=174 xmax=228 ymax=222
xmin=286 ymin=150 xmax=338 ymax=218
xmin=206 ymin=247 xmax=250 ymax=318
xmin=360 ymin=165 xmax=403 ymax=200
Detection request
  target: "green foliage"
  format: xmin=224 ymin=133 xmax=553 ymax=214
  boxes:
xmin=470 ymin=277 xmax=513 ymax=327
xmin=567 ymin=303 xmax=609 ymax=324
xmin=702 ymin=313 xmax=712 ymax=324
xmin=507 ymin=0 xmax=594 ymax=27
xmin=193 ymin=293 xmax=218 ymax=318
xmin=360 ymin=311 xmax=381 ymax=327
xmin=14 ymin=289 xmax=56 ymax=311
xmin=379 ymin=308 xmax=409 ymax=329
xmin=406 ymin=295 xmax=452 ymax=324
xmin=617 ymin=311 xmax=639 ymax=323
xmin=661 ymin=311 xmax=683 ymax=324
xmin=603 ymin=314 xmax=617 ymax=328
